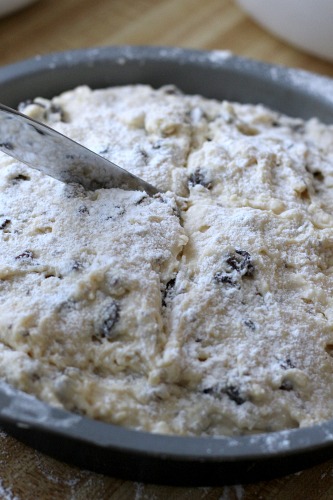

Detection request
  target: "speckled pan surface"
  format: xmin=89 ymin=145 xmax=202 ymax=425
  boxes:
xmin=1 ymin=46 xmax=333 ymax=486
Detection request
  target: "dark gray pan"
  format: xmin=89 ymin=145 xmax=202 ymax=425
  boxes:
xmin=0 ymin=46 xmax=333 ymax=486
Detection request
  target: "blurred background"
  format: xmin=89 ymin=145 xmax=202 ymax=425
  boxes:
xmin=1 ymin=1 xmax=333 ymax=499
xmin=1 ymin=0 xmax=333 ymax=77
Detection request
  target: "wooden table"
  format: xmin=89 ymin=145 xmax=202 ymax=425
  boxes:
xmin=1 ymin=0 xmax=333 ymax=498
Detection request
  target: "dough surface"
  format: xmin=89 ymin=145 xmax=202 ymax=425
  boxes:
xmin=1 ymin=84 xmax=333 ymax=436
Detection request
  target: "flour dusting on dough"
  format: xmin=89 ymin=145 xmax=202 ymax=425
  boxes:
xmin=1 ymin=84 xmax=333 ymax=436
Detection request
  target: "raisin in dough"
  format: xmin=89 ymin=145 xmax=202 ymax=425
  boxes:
xmin=0 ymin=84 xmax=333 ymax=436
xmin=0 ymin=169 xmax=187 ymax=429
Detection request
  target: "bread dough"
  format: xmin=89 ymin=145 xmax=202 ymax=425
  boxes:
xmin=1 ymin=84 xmax=333 ymax=436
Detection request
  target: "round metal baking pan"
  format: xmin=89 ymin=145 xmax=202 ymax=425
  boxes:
xmin=0 ymin=46 xmax=333 ymax=486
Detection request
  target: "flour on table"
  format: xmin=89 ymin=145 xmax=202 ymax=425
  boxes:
xmin=1 ymin=84 xmax=333 ymax=436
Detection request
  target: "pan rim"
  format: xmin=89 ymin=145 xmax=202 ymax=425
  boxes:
xmin=1 ymin=45 xmax=333 ymax=483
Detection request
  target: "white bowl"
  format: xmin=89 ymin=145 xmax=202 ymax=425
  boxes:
xmin=0 ymin=0 xmax=38 ymax=18
xmin=235 ymin=0 xmax=333 ymax=62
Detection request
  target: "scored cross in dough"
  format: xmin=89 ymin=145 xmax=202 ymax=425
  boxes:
xmin=0 ymin=84 xmax=333 ymax=436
